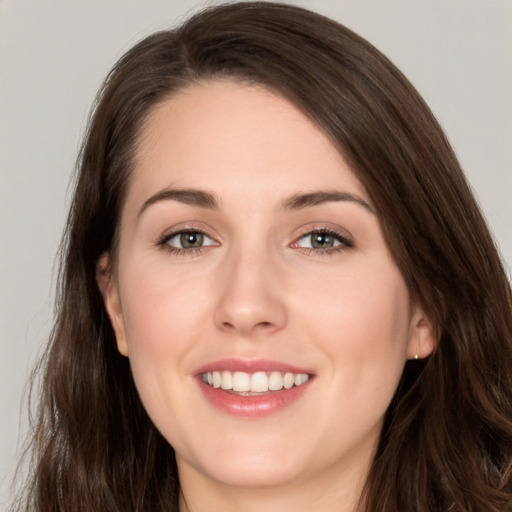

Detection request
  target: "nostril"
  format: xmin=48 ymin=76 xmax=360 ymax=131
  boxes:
xmin=221 ymin=320 xmax=273 ymax=332
xmin=254 ymin=321 xmax=274 ymax=330
xmin=222 ymin=322 xmax=236 ymax=330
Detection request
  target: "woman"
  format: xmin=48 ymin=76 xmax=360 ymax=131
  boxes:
xmin=16 ymin=2 xmax=512 ymax=511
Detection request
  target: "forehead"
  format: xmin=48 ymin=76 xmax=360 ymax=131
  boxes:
xmin=128 ymin=79 xmax=368 ymax=209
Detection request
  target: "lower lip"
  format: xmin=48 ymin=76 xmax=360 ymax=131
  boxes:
xmin=198 ymin=379 xmax=311 ymax=418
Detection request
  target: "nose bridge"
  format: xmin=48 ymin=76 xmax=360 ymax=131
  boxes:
xmin=214 ymin=239 xmax=287 ymax=336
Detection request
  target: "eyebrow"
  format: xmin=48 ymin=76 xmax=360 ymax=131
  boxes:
xmin=138 ymin=188 xmax=219 ymax=217
xmin=281 ymin=190 xmax=374 ymax=214
xmin=138 ymin=187 xmax=374 ymax=217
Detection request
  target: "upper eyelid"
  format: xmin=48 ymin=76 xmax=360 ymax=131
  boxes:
xmin=157 ymin=223 xmax=219 ymax=244
xmin=291 ymin=224 xmax=354 ymax=242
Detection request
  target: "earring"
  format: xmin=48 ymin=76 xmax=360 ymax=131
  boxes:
xmin=413 ymin=354 xmax=419 ymax=360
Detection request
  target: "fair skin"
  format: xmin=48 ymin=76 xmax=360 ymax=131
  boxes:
xmin=98 ymin=80 xmax=434 ymax=512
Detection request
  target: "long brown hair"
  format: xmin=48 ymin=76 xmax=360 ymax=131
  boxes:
xmin=16 ymin=2 xmax=512 ymax=511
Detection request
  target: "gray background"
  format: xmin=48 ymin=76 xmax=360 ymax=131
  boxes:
xmin=1 ymin=0 xmax=511 ymax=508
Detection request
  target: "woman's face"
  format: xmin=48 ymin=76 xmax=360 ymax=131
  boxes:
xmin=101 ymin=80 xmax=433 ymax=491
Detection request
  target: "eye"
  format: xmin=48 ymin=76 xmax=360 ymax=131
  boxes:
xmin=292 ymin=228 xmax=353 ymax=253
xmin=298 ymin=232 xmax=341 ymax=249
xmin=160 ymin=229 xmax=216 ymax=252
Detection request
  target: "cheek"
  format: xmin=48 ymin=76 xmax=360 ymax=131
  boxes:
xmin=294 ymin=257 xmax=412 ymax=395
xmin=115 ymin=263 xmax=218 ymax=451
xmin=117 ymin=262 xmax=212 ymax=399
xmin=120 ymin=260 xmax=209 ymax=348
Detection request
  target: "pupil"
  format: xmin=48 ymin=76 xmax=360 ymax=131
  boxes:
xmin=180 ymin=232 xmax=203 ymax=248
xmin=311 ymin=233 xmax=333 ymax=249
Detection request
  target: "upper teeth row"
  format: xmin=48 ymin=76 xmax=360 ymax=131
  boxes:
xmin=201 ymin=371 xmax=310 ymax=393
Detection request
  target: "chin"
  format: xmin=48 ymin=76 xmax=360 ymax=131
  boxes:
xmin=176 ymin=431 xmax=313 ymax=489
xmin=202 ymin=458 xmax=305 ymax=489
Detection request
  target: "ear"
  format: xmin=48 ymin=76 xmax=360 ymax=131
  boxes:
xmin=407 ymin=306 xmax=436 ymax=360
xmin=96 ymin=252 xmax=129 ymax=357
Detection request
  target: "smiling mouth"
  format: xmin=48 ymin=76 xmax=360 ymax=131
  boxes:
xmin=201 ymin=370 xmax=310 ymax=394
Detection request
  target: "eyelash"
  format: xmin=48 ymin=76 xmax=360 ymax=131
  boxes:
xmin=157 ymin=226 xmax=354 ymax=256
xmin=293 ymin=227 xmax=354 ymax=256
xmin=157 ymin=228 xmax=214 ymax=256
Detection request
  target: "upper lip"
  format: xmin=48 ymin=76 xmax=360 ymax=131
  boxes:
xmin=195 ymin=358 xmax=314 ymax=376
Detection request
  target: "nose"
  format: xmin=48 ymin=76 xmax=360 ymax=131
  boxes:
xmin=213 ymin=247 xmax=287 ymax=337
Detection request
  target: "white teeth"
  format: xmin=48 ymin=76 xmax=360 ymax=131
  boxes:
xmin=221 ymin=371 xmax=232 ymax=390
xmin=232 ymin=372 xmax=250 ymax=392
xmin=202 ymin=370 xmax=310 ymax=393
xmin=250 ymin=372 xmax=268 ymax=392
xmin=268 ymin=371 xmax=283 ymax=390
xmin=283 ymin=372 xmax=294 ymax=389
